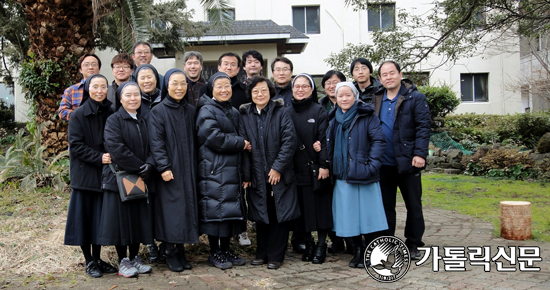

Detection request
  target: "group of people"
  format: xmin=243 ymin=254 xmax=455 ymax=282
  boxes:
xmin=60 ymin=42 xmax=431 ymax=278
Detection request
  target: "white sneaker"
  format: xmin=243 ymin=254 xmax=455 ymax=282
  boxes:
xmin=238 ymin=232 xmax=251 ymax=246
xmin=118 ymin=257 xmax=139 ymax=278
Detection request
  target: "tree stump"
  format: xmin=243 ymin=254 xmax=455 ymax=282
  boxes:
xmin=500 ymin=201 xmax=531 ymax=240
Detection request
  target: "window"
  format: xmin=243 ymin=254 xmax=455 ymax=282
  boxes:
xmin=207 ymin=8 xmax=235 ymax=22
xmin=460 ymin=73 xmax=488 ymax=102
xmin=292 ymin=6 xmax=320 ymax=34
xmin=403 ymin=72 xmax=430 ymax=87
xmin=368 ymin=3 xmax=395 ymax=31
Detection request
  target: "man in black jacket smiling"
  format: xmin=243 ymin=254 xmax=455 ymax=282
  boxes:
xmin=372 ymin=61 xmax=431 ymax=260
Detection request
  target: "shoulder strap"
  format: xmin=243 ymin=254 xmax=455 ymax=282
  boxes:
xmin=294 ymin=133 xmax=315 ymax=165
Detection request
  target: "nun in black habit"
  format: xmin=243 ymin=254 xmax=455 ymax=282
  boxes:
xmin=147 ymin=68 xmax=199 ymax=272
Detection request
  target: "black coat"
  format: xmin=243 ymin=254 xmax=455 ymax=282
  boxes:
xmin=102 ymin=107 xmax=154 ymax=192
xmin=372 ymin=79 xmax=431 ymax=174
xmin=326 ymin=101 xmax=386 ymax=185
xmin=238 ymin=98 xmax=300 ymax=224
xmin=288 ymin=97 xmax=329 ymax=186
xmin=68 ymin=98 xmax=113 ymax=192
xmin=355 ymin=77 xmax=382 ymax=103
xmin=273 ymin=83 xmax=293 ymax=107
xmin=196 ymin=95 xmax=246 ymax=222
xmin=147 ymin=95 xmax=199 ymax=244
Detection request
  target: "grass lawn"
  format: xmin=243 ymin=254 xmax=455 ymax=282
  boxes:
xmin=421 ymin=173 xmax=550 ymax=242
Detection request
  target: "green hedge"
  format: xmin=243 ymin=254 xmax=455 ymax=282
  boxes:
xmin=444 ymin=112 xmax=550 ymax=149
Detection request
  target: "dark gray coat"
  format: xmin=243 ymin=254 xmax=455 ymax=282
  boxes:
xmin=196 ymin=95 xmax=246 ymax=222
xmin=147 ymin=95 xmax=199 ymax=244
xmin=238 ymin=98 xmax=300 ymax=224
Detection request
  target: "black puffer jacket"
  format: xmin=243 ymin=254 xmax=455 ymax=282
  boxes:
xmin=68 ymin=98 xmax=113 ymax=192
xmin=196 ymin=95 xmax=246 ymax=222
xmin=102 ymin=107 xmax=154 ymax=192
xmin=238 ymin=98 xmax=300 ymax=224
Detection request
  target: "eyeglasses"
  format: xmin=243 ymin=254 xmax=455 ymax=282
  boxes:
xmin=113 ymin=65 xmax=131 ymax=70
xmin=325 ymin=81 xmax=339 ymax=87
xmin=353 ymin=66 xmax=370 ymax=73
xmin=273 ymin=67 xmax=291 ymax=73
xmin=252 ymin=88 xmax=269 ymax=95
xmin=214 ymin=85 xmax=232 ymax=90
xmin=293 ymin=85 xmax=311 ymax=90
xmin=82 ymin=62 xmax=98 ymax=68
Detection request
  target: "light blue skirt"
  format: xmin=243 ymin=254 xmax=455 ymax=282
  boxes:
xmin=332 ymin=179 xmax=388 ymax=237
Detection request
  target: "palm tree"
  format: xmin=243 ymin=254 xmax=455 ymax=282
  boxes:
xmin=14 ymin=0 xmax=230 ymax=154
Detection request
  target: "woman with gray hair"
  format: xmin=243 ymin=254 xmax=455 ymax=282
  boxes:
xmin=326 ymin=82 xmax=388 ymax=268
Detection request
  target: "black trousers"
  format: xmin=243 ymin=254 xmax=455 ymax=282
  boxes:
xmin=379 ymin=165 xmax=425 ymax=247
xmin=255 ymin=184 xmax=290 ymax=263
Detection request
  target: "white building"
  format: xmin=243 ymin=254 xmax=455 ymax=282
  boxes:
xmin=13 ymin=0 xmax=525 ymax=122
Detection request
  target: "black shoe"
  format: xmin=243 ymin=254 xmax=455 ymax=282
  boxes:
xmin=301 ymin=241 xmax=314 ymax=262
xmin=312 ymin=243 xmax=327 ymax=264
xmin=96 ymin=259 xmax=117 ymax=274
xmin=267 ymin=261 xmax=282 ymax=269
xmin=328 ymin=237 xmax=345 ymax=254
xmin=292 ymin=241 xmax=306 ymax=254
xmin=357 ymin=247 xmax=365 ymax=268
xmin=349 ymin=246 xmax=363 ymax=268
xmin=176 ymin=245 xmax=192 ymax=270
xmin=147 ymin=244 xmax=159 ymax=263
xmin=408 ymin=244 xmax=422 ymax=260
xmin=251 ymin=258 xmax=266 ymax=266
xmin=165 ymin=248 xmax=183 ymax=272
xmin=86 ymin=261 xmax=102 ymax=278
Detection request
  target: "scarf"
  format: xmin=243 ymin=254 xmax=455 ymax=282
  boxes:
xmin=333 ymin=102 xmax=358 ymax=179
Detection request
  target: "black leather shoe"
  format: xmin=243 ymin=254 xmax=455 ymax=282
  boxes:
xmin=147 ymin=244 xmax=159 ymax=263
xmin=165 ymin=248 xmax=183 ymax=272
xmin=96 ymin=259 xmax=117 ymax=274
xmin=85 ymin=261 xmax=102 ymax=278
xmin=302 ymin=241 xmax=314 ymax=261
xmin=349 ymin=246 xmax=363 ymax=268
xmin=251 ymin=258 xmax=266 ymax=266
xmin=176 ymin=244 xmax=192 ymax=269
xmin=267 ymin=261 xmax=282 ymax=269
xmin=312 ymin=244 xmax=327 ymax=264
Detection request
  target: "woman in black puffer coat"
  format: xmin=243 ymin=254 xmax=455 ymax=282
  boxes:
xmin=196 ymin=72 xmax=249 ymax=270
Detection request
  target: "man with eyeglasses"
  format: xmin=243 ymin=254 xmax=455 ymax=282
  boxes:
xmin=131 ymin=42 xmax=164 ymax=88
xmin=107 ymin=53 xmax=135 ymax=110
xmin=270 ymin=57 xmax=294 ymax=107
xmin=350 ymin=58 xmax=381 ymax=103
xmin=200 ymin=52 xmax=247 ymax=109
xmin=58 ymin=53 xmax=102 ymax=121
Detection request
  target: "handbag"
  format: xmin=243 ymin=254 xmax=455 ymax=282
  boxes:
xmin=296 ymin=136 xmax=327 ymax=192
xmin=109 ymin=164 xmax=148 ymax=202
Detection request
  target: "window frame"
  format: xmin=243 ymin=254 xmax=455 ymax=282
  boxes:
xmin=367 ymin=3 xmax=396 ymax=32
xmin=292 ymin=6 xmax=321 ymax=35
xmin=460 ymin=73 xmax=489 ymax=103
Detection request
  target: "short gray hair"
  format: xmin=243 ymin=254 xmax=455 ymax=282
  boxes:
xmin=183 ymin=51 xmax=203 ymax=65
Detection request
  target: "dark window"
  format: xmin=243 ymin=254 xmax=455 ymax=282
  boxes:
xmin=0 ymin=81 xmax=14 ymax=106
xmin=207 ymin=8 xmax=235 ymax=22
xmin=460 ymin=73 xmax=488 ymax=102
xmin=292 ymin=6 xmax=320 ymax=34
xmin=368 ymin=3 xmax=395 ymax=31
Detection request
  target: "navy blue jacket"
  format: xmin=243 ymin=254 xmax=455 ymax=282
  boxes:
xmin=326 ymin=101 xmax=386 ymax=185
xmin=372 ymin=79 xmax=431 ymax=174
xmin=273 ymin=83 xmax=293 ymax=107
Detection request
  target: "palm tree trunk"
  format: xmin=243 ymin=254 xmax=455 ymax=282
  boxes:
xmin=17 ymin=0 xmax=95 ymax=154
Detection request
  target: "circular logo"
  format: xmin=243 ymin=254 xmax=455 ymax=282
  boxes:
xmin=364 ymin=236 xmax=411 ymax=283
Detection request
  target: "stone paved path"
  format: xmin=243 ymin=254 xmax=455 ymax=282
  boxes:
xmin=8 ymin=203 xmax=550 ymax=289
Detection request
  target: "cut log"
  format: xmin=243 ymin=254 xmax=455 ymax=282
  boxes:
xmin=500 ymin=201 xmax=531 ymax=240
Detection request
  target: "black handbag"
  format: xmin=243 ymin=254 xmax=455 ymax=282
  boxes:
xmin=296 ymin=136 xmax=327 ymax=192
xmin=109 ymin=164 xmax=148 ymax=202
